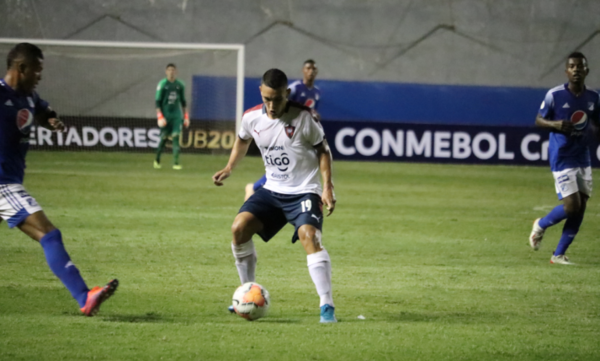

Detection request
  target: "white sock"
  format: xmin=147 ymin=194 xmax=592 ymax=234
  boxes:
xmin=232 ymin=240 xmax=257 ymax=284
xmin=307 ymin=249 xmax=333 ymax=307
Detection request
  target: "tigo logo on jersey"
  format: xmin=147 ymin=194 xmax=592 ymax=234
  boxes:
xmin=16 ymin=109 xmax=33 ymax=133
xmin=570 ymin=110 xmax=588 ymax=130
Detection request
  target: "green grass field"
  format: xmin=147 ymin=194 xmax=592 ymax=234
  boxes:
xmin=1 ymin=152 xmax=599 ymax=361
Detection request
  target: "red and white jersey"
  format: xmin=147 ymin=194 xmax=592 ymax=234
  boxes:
xmin=239 ymin=102 xmax=325 ymax=195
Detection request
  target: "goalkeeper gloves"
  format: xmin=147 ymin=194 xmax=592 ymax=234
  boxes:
xmin=157 ymin=110 xmax=166 ymax=127
xmin=184 ymin=112 xmax=190 ymax=128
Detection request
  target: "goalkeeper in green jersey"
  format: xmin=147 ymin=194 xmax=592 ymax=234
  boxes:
xmin=154 ymin=63 xmax=189 ymax=170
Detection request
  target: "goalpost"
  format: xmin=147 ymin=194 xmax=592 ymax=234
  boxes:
xmin=0 ymin=38 xmax=245 ymax=154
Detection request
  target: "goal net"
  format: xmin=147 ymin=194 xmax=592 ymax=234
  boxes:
xmin=0 ymin=39 xmax=244 ymax=154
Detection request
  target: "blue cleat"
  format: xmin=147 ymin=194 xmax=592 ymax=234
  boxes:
xmin=228 ymin=305 xmax=235 ymax=313
xmin=320 ymin=304 xmax=337 ymax=323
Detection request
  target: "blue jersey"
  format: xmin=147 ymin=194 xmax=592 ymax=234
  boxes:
xmin=0 ymin=79 xmax=49 ymax=184
xmin=289 ymin=80 xmax=321 ymax=110
xmin=539 ymin=83 xmax=600 ymax=171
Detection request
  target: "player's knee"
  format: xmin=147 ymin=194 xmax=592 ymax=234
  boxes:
xmin=298 ymin=226 xmax=323 ymax=253
xmin=231 ymin=218 xmax=252 ymax=243
xmin=564 ymin=202 xmax=583 ymax=216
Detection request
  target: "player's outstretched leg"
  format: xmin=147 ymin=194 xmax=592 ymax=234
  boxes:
xmin=172 ymin=135 xmax=182 ymax=170
xmin=530 ymin=205 xmax=568 ymax=250
xmin=19 ymin=212 xmax=118 ymax=316
xmin=39 ymin=229 xmax=90 ymax=308
xmin=299 ymin=225 xmax=336 ymax=323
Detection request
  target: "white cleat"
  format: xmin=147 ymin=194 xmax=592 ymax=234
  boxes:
xmin=529 ymin=218 xmax=545 ymax=251
xmin=550 ymin=255 xmax=575 ymax=265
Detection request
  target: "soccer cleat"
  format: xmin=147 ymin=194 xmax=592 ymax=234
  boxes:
xmin=228 ymin=305 xmax=235 ymax=313
xmin=80 ymin=279 xmax=119 ymax=316
xmin=529 ymin=218 xmax=545 ymax=251
xmin=173 ymin=164 xmax=182 ymax=170
xmin=320 ymin=304 xmax=337 ymax=323
xmin=550 ymin=255 xmax=575 ymax=265
xmin=153 ymin=160 xmax=161 ymax=169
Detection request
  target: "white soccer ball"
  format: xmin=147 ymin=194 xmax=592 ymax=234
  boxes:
xmin=232 ymin=282 xmax=270 ymax=321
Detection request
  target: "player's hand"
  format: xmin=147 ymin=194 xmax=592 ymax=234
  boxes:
xmin=184 ymin=112 xmax=190 ymax=128
xmin=48 ymin=118 xmax=65 ymax=131
xmin=556 ymin=120 xmax=574 ymax=134
xmin=212 ymin=168 xmax=231 ymax=186
xmin=322 ymin=185 xmax=336 ymax=216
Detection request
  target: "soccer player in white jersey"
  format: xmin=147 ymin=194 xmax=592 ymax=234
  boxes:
xmin=213 ymin=68 xmax=337 ymax=323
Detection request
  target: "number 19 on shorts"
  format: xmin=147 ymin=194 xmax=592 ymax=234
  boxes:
xmin=301 ymin=200 xmax=312 ymax=212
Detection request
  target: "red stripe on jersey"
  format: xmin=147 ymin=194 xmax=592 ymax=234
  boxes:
xmin=244 ymin=104 xmax=263 ymax=115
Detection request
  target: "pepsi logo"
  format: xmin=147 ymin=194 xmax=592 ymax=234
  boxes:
xmin=570 ymin=110 xmax=588 ymax=130
xmin=16 ymin=109 xmax=33 ymax=133
xmin=304 ymin=99 xmax=315 ymax=109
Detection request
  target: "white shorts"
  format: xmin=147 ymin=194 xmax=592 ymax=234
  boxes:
xmin=552 ymin=167 xmax=593 ymax=200
xmin=0 ymin=184 xmax=43 ymax=228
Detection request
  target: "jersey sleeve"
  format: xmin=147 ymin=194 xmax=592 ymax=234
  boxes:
xmin=179 ymin=80 xmax=187 ymax=108
xmin=288 ymin=82 xmax=298 ymax=101
xmin=238 ymin=114 xmax=253 ymax=140
xmin=538 ymin=90 xmax=555 ymax=119
xmin=34 ymin=92 xmax=49 ymax=114
xmin=155 ymin=79 xmax=165 ymax=109
xmin=302 ymin=112 xmax=325 ymax=146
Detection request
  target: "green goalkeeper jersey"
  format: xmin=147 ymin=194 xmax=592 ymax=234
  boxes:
xmin=155 ymin=78 xmax=187 ymax=119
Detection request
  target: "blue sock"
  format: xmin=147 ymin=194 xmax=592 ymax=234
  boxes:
xmin=40 ymin=229 xmax=89 ymax=308
xmin=538 ymin=205 xmax=568 ymax=229
xmin=554 ymin=214 xmax=583 ymax=256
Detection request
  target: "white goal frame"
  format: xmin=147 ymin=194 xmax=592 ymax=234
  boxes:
xmin=0 ymin=38 xmax=245 ymax=130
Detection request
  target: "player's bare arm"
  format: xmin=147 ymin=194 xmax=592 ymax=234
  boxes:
xmin=316 ymin=140 xmax=335 ymax=216
xmin=535 ymin=114 xmax=573 ymax=134
xmin=213 ymin=136 xmax=252 ymax=186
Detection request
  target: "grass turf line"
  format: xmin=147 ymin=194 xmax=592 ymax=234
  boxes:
xmin=0 ymin=151 xmax=599 ymax=361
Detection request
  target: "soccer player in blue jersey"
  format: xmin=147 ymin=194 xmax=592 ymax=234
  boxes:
xmin=244 ymin=60 xmax=322 ymax=200
xmin=0 ymin=43 xmax=118 ymax=315
xmin=529 ymin=52 xmax=600 ymax=265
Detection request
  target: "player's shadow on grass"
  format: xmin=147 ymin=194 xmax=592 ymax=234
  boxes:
xmin=103 ymin=312 xmax=174 ymax=323
xmin=387 ymin=311 xmax=511 ymax=324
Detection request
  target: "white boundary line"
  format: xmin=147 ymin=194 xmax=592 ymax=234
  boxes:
xmin=0 ymin=38 xmax=245 ymax=129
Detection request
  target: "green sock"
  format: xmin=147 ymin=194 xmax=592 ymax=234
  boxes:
xmin=156 ymin=138 xmax=167 ymax=162
xmin=172 ymin=135 xmax=180 ymax=165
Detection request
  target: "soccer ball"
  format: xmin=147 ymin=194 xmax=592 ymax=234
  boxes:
xmin=232 ymin=282 xmax=270 ymax=321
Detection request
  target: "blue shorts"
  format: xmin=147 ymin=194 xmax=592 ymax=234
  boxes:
xmin=253 ymin=174 xmax=267 ymax=191
xmin=239 ymin=187 xmax=323 ymax=243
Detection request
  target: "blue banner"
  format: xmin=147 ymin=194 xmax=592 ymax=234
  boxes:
xmin=322 ymin=120 xmax=600 ymax=167
xmin=192 ymin=76 xmax=550 ymax=127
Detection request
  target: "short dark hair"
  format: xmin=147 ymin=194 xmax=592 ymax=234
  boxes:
xmin=261 ymin=68 xmax=288 ymax=89
xmin=166 ymin=63 xmax=176 ymax=69
xmin=566 ymin=52 xmax=587 ymax=67
xmin=303 ymin=59 xmax=316 ymax=66
xmin=7 ymin=43 xmax=43 ymax=70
